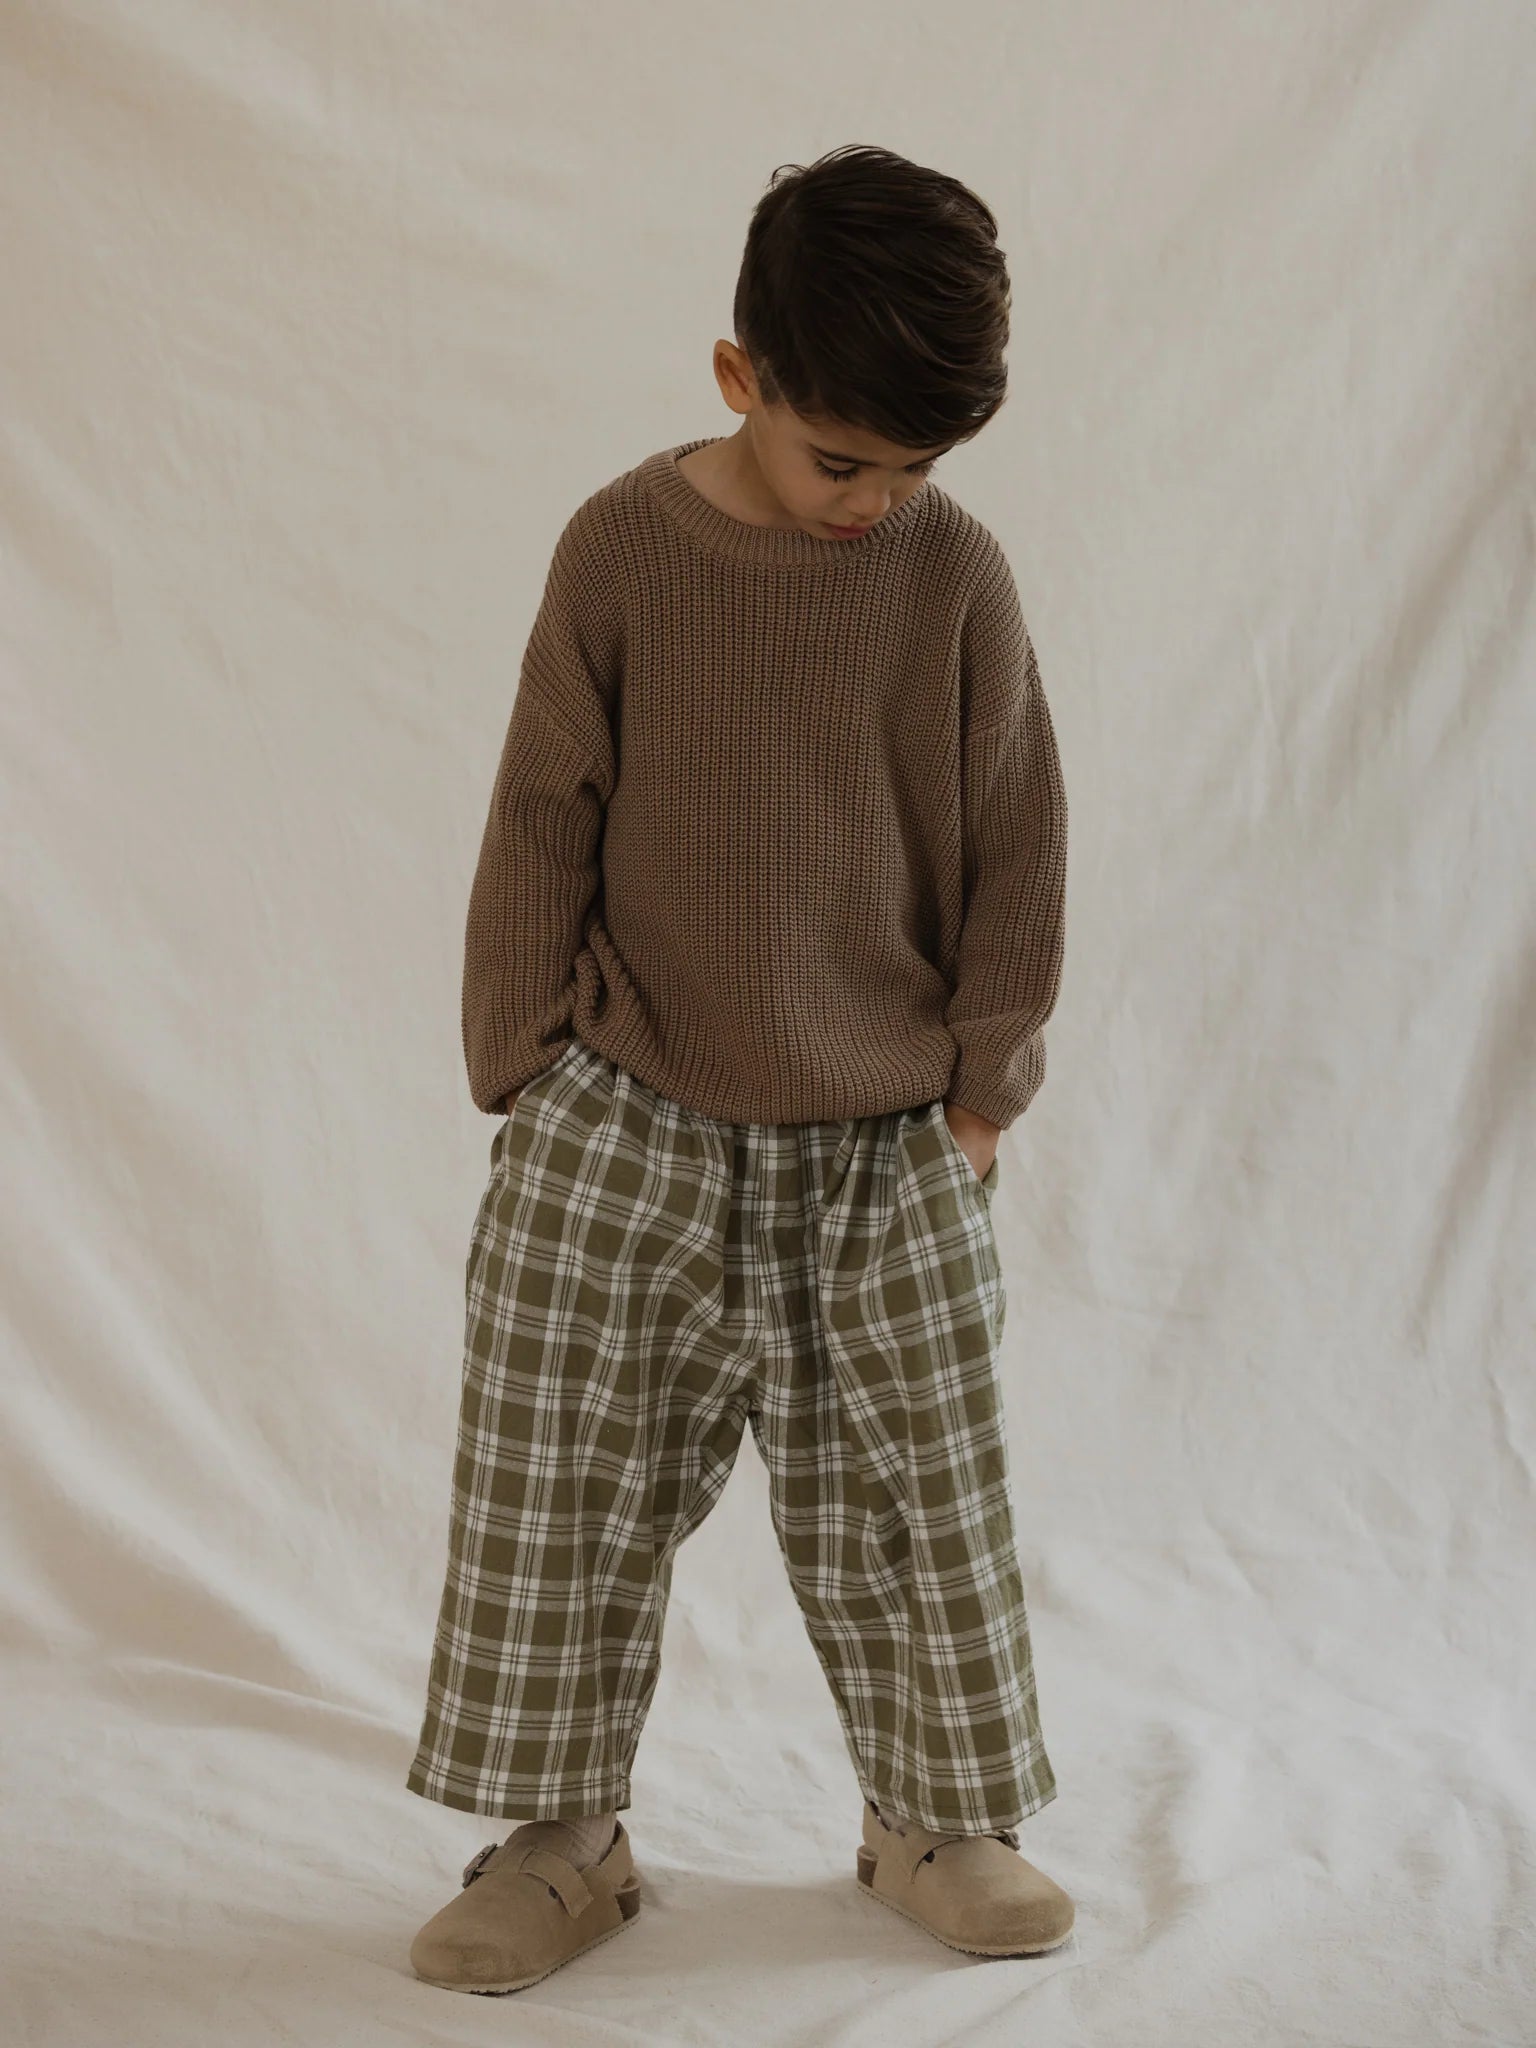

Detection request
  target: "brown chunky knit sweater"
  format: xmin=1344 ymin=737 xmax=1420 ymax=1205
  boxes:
xmin=461 ymin=437 xmax=1068 ymax=1130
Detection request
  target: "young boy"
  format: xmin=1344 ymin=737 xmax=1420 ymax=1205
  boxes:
xmin=405 ymin=142 xmax=1072 ymax=1993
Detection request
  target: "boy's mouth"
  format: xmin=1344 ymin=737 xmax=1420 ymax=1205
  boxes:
xmin=825 ymin=521 xmax=874 ymax=538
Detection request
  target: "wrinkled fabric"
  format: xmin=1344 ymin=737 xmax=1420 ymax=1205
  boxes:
xmin=4 ymin=4 xmax=1533 ymax=2042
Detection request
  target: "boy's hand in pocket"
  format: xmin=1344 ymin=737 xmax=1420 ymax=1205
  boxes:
xmin=942 ymin=1102 xmax=1000 ymax=1182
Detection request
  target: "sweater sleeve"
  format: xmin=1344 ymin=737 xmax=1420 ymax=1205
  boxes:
xmin=942 ymin=546 xmax=1069 ymax=1130
xmin=461 ymin=499 xmax=621 ymax=1116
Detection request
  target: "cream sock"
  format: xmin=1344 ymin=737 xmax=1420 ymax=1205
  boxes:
xmin=508 ymin=1809 xmax=618 ymax=1867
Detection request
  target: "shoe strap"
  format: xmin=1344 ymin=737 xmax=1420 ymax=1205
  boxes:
xmin=513 ymin=1843 xmax=595 ymax=1917
xmin=893 ymin=1824 xmax=969 ymax=1882
xmin=889 ymin=1820 xmax=1021 ymax=1880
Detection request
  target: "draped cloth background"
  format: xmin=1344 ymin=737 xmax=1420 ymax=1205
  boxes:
xmin=3 ymin=5 xmax=1532 ymax=2042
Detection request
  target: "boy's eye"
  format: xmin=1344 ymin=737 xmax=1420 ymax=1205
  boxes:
xmin=813 ymin=457 xmax=940 ymax=483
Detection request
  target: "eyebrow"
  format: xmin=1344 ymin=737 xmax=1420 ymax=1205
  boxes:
xmin=808 ymin=441 xmax=955 ymax=469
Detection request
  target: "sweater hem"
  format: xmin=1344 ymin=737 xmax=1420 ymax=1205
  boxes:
xmin=563 ymin=1024 xmax=961 ymax=1127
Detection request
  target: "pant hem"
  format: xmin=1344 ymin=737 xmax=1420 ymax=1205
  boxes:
xmin=405 ymin=1770 xmax=633 ymax=1821
xmin=861 ymin=1775 xmax=1058 ymax=1834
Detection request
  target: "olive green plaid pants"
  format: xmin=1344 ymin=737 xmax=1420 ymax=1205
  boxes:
xmin=405 ymin=1036 xmax=1057 ymax=1833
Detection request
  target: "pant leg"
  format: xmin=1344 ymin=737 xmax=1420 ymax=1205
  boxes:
xmin=748 ymin=1097 xmax=1057 ymax=1834
xmin=405 ymin=1038 xmax=757 ymax=1819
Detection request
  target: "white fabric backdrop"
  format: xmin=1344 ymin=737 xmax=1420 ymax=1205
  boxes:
xmin=4 ymin=3 xmax=1532 ymax=2042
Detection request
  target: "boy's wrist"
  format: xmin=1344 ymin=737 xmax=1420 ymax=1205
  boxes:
xmin=942 ymin=1099 xmax=1001 ymax=1178
xmin=943 ymin=1100 xmax=999 ymax=1141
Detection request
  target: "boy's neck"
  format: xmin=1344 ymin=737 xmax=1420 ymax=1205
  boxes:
xmin=675 ymin=433 xmax=809 ymax=535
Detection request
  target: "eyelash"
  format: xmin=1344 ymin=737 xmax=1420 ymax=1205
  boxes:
xmin=813 ymin=458 xmax=939 ymax=482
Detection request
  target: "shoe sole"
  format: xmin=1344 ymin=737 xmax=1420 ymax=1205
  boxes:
xmin=855 ymin=1847 xmax=1074 ymax=1958
xmin=412 ymin=1875 xmax=642 ymax=1994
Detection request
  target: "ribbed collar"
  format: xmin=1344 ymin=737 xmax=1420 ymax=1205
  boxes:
xmin=637 ymin=437 xmax=933 ymax=567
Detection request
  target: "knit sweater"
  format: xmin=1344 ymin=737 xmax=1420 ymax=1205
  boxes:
xmin=461 ymin=436 xmax=1068 ymax=1130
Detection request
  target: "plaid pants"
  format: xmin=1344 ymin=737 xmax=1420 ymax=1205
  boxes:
xmin=405 ymin=1036 xmax=1057 ymax=1833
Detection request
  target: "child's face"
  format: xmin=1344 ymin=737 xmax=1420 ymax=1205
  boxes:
xmin=758 ymin=408 xmax=955 ymax=540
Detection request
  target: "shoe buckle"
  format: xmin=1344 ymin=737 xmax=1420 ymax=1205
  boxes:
xmin=460 ymin=1841 xmax=499 ymax=1887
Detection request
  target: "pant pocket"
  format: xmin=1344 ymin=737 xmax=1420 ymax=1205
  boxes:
xmin=931 ymin=1098 xmax=1000 ymax=1197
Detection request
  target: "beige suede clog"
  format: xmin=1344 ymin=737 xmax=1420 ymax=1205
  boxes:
xmin=856 ymin=1800 xmax=1075 ymax=1957
xmin=409 ymin=1817 xmax=641 ymax=1994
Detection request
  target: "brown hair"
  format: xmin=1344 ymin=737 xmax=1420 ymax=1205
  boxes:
xmin=731 ymin=143 xmax=1011 ymax=452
